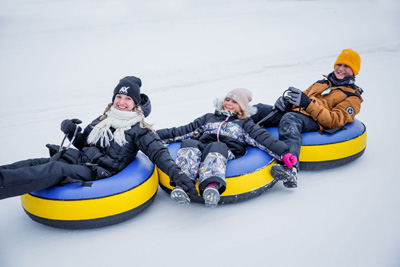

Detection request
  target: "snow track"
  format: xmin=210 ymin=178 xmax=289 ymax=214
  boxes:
xmin=1 ymin=1 xmax=399 ymax=266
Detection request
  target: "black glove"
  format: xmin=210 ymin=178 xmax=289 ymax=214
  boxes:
xmin=60 ymin=119 xmax=82 ymax=136
xmin=286 ymin=87 xmax=311 ymax=108
xmin=173 ymin=172 xmax=199 ymax=197
xmin=274 ymin=96 xmax=291 ymax=112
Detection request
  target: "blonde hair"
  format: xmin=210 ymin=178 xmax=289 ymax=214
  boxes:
xmin=100 ymin=103 xmax=154 ymax=132
xmin=236 ymin=109 xmax=247 ymax=119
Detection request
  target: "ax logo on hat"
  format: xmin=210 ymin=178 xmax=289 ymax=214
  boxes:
xmin=119 ymin=86 xmax=129 ymax=95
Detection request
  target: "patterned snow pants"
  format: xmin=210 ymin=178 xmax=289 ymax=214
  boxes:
xmin=176 ymin=139 xmax=229 ymax=194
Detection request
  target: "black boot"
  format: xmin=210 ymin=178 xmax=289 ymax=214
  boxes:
xmin=271 ymin=164 xmax=298 ymax=188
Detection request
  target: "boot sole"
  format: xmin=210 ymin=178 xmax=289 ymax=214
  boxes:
xmin=203 ymin=187 xmax=220 ymax=208
xmin=171 ymin=187 xmax=190 ymax=205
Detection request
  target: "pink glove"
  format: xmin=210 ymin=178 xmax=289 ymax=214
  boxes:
xmin=281 ymin=153 xmax=297 ymax=169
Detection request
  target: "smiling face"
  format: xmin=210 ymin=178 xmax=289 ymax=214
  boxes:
xmin=113 ymin=94 xmax=135 ymax=111
xmin=334 ymin=64 xmax=354 ymax=79
xmin=223 ymin=97 xmax=241 ymax=114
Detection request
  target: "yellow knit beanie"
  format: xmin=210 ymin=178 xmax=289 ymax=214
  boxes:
xmin=334 ymin=49 xmax=361 ymax=76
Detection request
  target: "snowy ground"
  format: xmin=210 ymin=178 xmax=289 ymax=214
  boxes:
xmin=1 ymin=0 xmax=400 ymax=266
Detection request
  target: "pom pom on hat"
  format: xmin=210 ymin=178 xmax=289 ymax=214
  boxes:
xmin=225 ymin=88 xmax=252 ymax=110
xmin=112 ymin=76 xmax=142 ymax=105
xmin=334 ymin=49 xmax=361 ymax=76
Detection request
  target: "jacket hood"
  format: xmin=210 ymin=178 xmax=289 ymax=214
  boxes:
xmin=139 ymin=93 xmax=151 ymax=117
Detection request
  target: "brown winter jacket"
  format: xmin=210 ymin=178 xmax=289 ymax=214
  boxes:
xmin=292 ymin=78 xmax=363 ymax=131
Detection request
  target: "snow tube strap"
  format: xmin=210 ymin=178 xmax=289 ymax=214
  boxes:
xmin=318 ymin=126 xmax=346 ymax=135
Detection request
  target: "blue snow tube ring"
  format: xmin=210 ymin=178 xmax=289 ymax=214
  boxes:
xmin=158 ymin=142 xmax=277 ymax=204
xmin=158 ymin=119 xmax=367 ymax=204
xmin=20 ymin=152 xmax=158 ymax=229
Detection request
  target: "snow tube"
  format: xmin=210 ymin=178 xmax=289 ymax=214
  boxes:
xmin=266 ymin=119 xmax=367 ymax=170
xmin=158 ymin=119 xmax=366 ymax=204
xmin=158 ymin=144 xmax=277 ymax=204
xmin=20 ymin=152 xmax=158 ymax=229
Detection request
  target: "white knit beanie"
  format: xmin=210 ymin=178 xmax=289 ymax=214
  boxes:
xmin=225 ymin=88 xmax=252 ymax=110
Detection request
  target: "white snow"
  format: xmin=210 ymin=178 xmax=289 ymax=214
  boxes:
xmin=1 ymin=0 xmax=400 ymax=266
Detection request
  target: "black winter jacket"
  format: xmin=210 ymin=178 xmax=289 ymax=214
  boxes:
xmin=157 ymin=109 xmax=290 ymax=159
xmin=72 ymin=117 xmax=177 ymax=178
xmin=61 ymin=112 xmax=181 ymax=180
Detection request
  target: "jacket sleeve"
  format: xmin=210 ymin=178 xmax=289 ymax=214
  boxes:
xmin=243 ymin=119 xmax=290 ymax=157
xmin=138 ymin=129 xmax=182 ymax=181
xmin=250 ymin=103 xmax=273 ymax=124
xmin=305 ymin=92 xmax=362 ymax=129
xmin=156 ymin=114 xmax=209 ymax=141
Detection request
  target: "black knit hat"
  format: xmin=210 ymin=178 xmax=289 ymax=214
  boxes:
xmin=112 ymin=76 xmax=142 ymax=105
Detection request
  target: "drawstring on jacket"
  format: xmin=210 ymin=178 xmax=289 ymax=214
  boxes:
xmin=217 ymin=116 xmax=230 ymax=142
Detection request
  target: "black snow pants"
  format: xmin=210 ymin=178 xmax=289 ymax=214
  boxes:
xmin=251 ymin=104 xmax=319 ymax=169
xmin=0 ymin=157 xmax=95 ymax=200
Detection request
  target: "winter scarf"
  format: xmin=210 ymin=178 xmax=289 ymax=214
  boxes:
xmin=87 ymin=106 xmax=142 ymax=147
xmin=328 ymin=72 xmax=355 ymax=86
xmin=327 ymin=72 xmax=363 ymax=94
